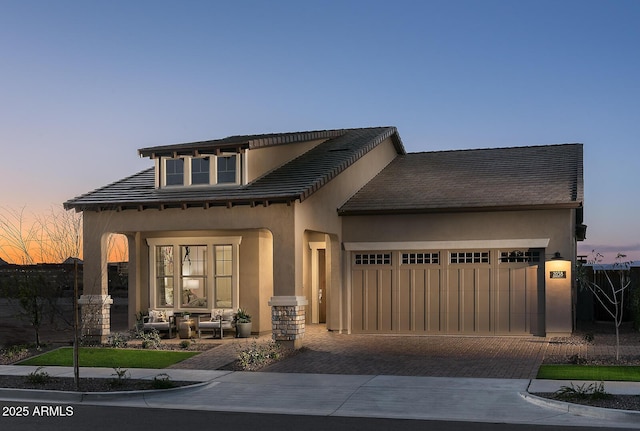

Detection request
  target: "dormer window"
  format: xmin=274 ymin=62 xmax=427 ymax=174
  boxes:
xmin=160 ymin=154 xmax=242 ymax=188
xmin=217 ymin=154 xmax=237 ymax=184
xmin=165 ymin=158 xmax=185 ymax=186
xmin=191 ymin=157 xmax=210 ymax=185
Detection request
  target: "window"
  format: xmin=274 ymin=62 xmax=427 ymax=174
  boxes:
xmin=160 ymin=155 xmax=240 ymax=188
xmin=450 ymin=251 xmax=490 ymax=264
xmin=354 ymin=253 xmax=391 ymax=265
xmin=155 ymin=246 xmax=174 ymax=307
xmin=217 ymin=155 xmax=237 ymax=184
xmin=181 ymin=245 xmax=207 ymax=308
xmin=147 ymin=237 xmax=242 ymax=311
xmin=165 ymin=159 xmax=184 ymax=186
xmin=499 ymin=250 xmax=541 ymax=263
xmin=402 ymin=252 xmax=439 ymax=265
xmin=214 ymin=245 xmax=233 ymax=308
xmin=191 ymin=157 xmax=210 ymax=185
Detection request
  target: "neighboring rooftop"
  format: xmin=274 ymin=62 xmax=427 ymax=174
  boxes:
xmin=338 ymin=143 xmax=583 ymax=215
xmin=64 ymin=127 xmax=404 ymax=212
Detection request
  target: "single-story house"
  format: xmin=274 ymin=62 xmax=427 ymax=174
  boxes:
xmin=64 ymin=127 xmax=585 ymax=347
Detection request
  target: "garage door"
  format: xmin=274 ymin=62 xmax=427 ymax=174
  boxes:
xmin=351 ymin=249 xmax=543 ymax=335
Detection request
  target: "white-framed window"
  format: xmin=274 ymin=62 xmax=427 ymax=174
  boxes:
xmin=191 ymin=157 xmax=210 ymax=185
xmin=216 ymin=154 xmax=238 ymax=184
xmin=147 ymin=236 xmax=242 ymax=311
xmin=354 ymin=253 xmax=391 ymax=265
xmin=499 ymin=250 xmax=541 ymax=263
xmin=450 ymin=251 xmax=490 ymax=264
xmin=165 ymin=158 xmax=185 ymax=186
xmin=401 ymin=252 xmax=440 ymax=265
xmin=159 ymin=154 xmax=242 ymax=188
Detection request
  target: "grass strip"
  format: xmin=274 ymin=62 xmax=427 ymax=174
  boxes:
xmin=537 ymin=365 xmax=640 ymax=382
xmin=17 ymin=347 xmax=198 ymax=369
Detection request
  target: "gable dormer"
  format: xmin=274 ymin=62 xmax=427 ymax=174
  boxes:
xmin=138 ymin=130 xmax=347 ymax=190
xmin=155 ymin=153 xmax=243 ymax=189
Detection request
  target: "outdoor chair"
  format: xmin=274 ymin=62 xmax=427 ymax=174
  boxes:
xmin=197 ymin=309 xmax=235 ymax=338
xmin=143 ymin=309 xmax=176 ymax=338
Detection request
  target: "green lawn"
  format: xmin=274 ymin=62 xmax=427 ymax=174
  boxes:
xmin=17 ymin=347 xmax=199 ymax=369
xmin=537 ymin=365 xmax=640 ymax=382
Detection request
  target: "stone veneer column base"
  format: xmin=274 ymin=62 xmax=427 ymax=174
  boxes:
xmin=269 ymin=296 xmax=308 ymax=350
xmin=78 ymin=294 xmax=114 ymax=344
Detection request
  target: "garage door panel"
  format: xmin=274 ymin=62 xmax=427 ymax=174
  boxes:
xmin=352 ymin=250 xmax=539 ymax=335
xmin=398 ymin=268 xmax=442 ymax=332
xmin=398 ymin=270 xmax=414 ymax=331
xmin=351 ymin=270 xmax=364 ymax=333
xmin=398 ymin=269 xmax=427 ymax=332
xmin=475 ymin=268 xmax=492 ymax=333
xmin=352 ymin=268 xmax=393 ymax=333
xmin=427 ymin=269 xmax=442 ymax=332
xmin=510 ymin=268 xmax=528 ymax=333
xmin=496 ymin=268 xmax=512 ymax=333
xmin=443 ymin=269 xmax=458 ymax=332
xmin=460 ymin=268 xmax=477 ymax=333
xmin=379 ymin=270 xmax=393 ymax=331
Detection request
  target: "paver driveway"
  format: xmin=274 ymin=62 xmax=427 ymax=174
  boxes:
xmin=167 ymin=323 xmax=640 ymax=379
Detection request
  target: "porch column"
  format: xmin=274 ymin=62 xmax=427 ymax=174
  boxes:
xmin=80 ymin=218 xmax=112 ymax=343
xmin=78 ymin=294 xmax=113 ymax=343
xmin=269 ymin=217 xmax=307 ymax=349
xmin=269 ymin=295 xmax=308 ymax=350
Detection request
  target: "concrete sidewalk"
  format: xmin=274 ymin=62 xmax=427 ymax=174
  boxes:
xmin=0 ymin=365 xmax=639 ymax=429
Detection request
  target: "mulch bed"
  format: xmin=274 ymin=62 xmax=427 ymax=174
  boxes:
xmin=0 ymin=375 xmax=195 ymax=392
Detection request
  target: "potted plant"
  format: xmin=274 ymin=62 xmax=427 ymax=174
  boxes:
xmin=234 ymin=308 xmax=252 ymax=338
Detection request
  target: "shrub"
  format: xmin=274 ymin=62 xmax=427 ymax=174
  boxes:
xmin=179 ymin=340 xmax=191 ymax=349
xmin=25 ymin=366 xmax=51 ymax=384
xmin=554 ymin=381 xmax=610 ymax=401
xmin=134 ymin=329 xmax=162 ymax=349
xmin=236 ymin=341 xmax=286 ymax=371
xmin=107 ymin=332 xmax=129 ymax=348
xmin=1 ymin=344 xmax=29 ymax=362
xmin=109 ymin=367 xmax=130 ymax=387
xmin=151 ymin=373 xmax=174 ymax=389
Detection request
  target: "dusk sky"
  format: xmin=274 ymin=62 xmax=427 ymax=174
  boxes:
xmin=1 ymin=0 xmax=639 ymax=262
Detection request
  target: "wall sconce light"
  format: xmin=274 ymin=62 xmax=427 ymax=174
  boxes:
xmin=551 ymin=252 xmax=563 ymax=260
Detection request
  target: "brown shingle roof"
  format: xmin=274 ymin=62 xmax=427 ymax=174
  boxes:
xmin=338 ymin=143 xmax=583 ymax=215
xmin=64 ymin=127 xmax=404 ymax=212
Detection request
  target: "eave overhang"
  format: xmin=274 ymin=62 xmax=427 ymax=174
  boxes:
xmin=337 ymin=202 xmax=583 ymax=216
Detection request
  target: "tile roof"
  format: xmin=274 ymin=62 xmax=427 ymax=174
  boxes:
xmin=338 ymin=143 xmax=583 ymax=215
xmin=64 ymin=127 xmax=404 ymax=212
xmin=137 ymin=129 xmax=350 ymax=158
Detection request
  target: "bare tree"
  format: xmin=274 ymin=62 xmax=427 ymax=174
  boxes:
xmin=0 ymin=206 xmax=38 ymax=264
xmin=34 ymin=205 xmax=82 ymax=263
xmin=577 ymin=252 xmax=632 ymax=361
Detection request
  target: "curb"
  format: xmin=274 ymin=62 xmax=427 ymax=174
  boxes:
xmin=521 ymin=392 xmax=640 ymax=421
xmin=0 ymin=380 xmax=212 ymax=403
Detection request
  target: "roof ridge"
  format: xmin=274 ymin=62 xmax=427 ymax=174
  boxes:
xmin=138 ymin=126 xmax=396 ymax=156
xmin=407 ymin=142 xmax=582 ymax=156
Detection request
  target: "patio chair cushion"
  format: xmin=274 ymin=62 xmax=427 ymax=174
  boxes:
xmin=212 ymin=309 xmax=235 ymax=322
xmin=149 ymin=310 xmax=167 ymax=323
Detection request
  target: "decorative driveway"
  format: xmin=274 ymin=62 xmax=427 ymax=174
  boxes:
xmin=171 ymin=323 xmax=640 ymax=379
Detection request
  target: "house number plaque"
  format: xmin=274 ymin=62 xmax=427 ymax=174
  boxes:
xmin=549 ymin=270 xmax=567 ymax=279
